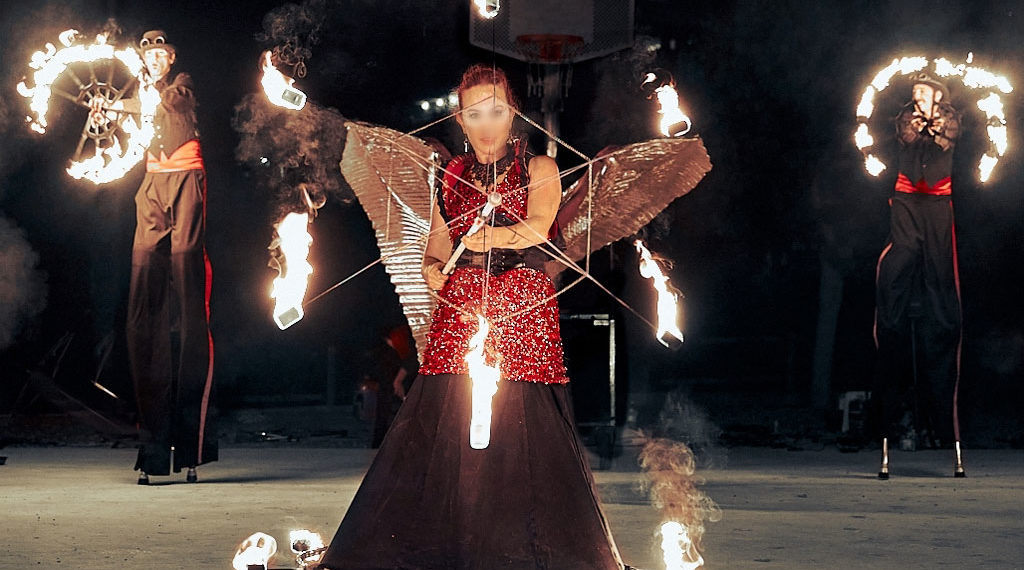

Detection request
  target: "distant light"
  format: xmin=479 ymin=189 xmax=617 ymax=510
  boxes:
xmin=419 ymin=101 xmax=430 ymax=111
xmin=434 ymin=98 xmax=445 ymax=108
xmin=448 ymin=92 xmax=459 ymax=107
xmin=260 ymin=156 xmax=269 ymax=165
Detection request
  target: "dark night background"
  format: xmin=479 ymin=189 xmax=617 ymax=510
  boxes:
xmin=2 ymin=0 xmax=1022 ymax=447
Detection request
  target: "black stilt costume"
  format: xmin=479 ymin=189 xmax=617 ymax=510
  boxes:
xmin=126 ymin=31 xmax=216 ymax=476
xmin=873 ymin=73 xmax=962 ymax=449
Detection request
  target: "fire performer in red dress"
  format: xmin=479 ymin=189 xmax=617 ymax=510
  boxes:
xmin=93 ymin=30 xmax=216 ymax=485
xmin=873 ymin=72 xmax=964 ymax=478
xmin=318 ymin=65 xmax=624 ymax=569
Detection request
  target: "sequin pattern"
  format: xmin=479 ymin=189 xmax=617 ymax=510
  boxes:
xmin=419 ymin=267 xmax=568 ymax=384
xmin=420 ymin=153 xmax=568 ymax=384
xmin=442 ymin=153 xmax=529 ymax=241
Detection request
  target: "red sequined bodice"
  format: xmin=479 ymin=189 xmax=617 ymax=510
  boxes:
xmin=418 ymin=152 xmax=568 ymax=384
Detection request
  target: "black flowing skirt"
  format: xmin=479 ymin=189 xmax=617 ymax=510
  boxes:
xmin=318 ymin=374 xmax=623 ymax=570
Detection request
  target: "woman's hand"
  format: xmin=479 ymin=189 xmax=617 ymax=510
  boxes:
xmin=423 ymin=260 xmax=449 ymax=290
xmin=461 ymin=226 xmax=492 ymax=252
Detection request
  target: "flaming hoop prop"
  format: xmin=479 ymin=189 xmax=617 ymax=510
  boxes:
xmin=854 ymin=54 xmax=1013 ymax=182
xmin=261 ymin=51 xmax=307 ymax=111
xmin=465 ymin=315 xmax=500 ymax=450
xmin=231 ymin=532 xmax=277 ymax=570
xmin=269 ymin=211 xmax=314 ymax=330
xmin=635 ymin=240 xmax=684 ymax=347
xmin=17 ymin=30 xmax=156 ymax=184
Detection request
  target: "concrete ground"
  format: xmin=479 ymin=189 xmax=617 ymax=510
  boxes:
xmin=2 ymin=444 xmax=1022 ymax=569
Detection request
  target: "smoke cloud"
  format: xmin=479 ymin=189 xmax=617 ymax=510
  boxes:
xmin=639 ymin=437 xmax=721 ymax=562
xmin=234 ymin=0 xmax=354 ymax=218
xmin=0 ymin=213 xmax=47 ymax=351
xmin=233 ymin=95 xmax=350 ymax=218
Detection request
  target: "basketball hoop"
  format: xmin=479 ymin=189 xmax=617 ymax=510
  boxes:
xmin=515 ymin=34 xmax=584 ymax=64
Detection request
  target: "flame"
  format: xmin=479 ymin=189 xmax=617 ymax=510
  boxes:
xmin=854 ymin=123 xmax=874 ymax=150
xmin=856 ymin=86 xmax=875 ymax=118
xmin=270 ymin=212 xmax=314 ymax=330
xmin=465 ymin=315 xmax=500 ymax=449
xmin=640 ymin=439 xmax=719 ymax=570
xmin=289 ymin=529 xmax=326 ymax=568
xmin=978 ymin=153 xmax=998 ymax=183
xmin=19 ymin=30 xmax=156 ymax=184
xmin=870 ymin=57 xmax=928 ymax=91
xmin=933 ymin=57 xmax=966 ymax=78
xmin=864 ymin=154 xmax=886 ymax=177
xmin=473 ymin=0 xmax=500 ymax=19
xmin=260 ymin=51 xmax=307 ymax=111
xmin=661 ymin=521 xmax=704 ymax=570
xmin=653 ymin=84 xmax=692 ymax=137
xmin=635 ymin=240 xmax=684 ymax=346
xmin=963 ymin=66 xmax=1014 ymax=93
xmin=232 ymin=532 xmax=277 ymax=570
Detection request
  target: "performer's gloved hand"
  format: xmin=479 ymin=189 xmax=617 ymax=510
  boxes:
xmin=423 ymin=260 xmax=449 ymax=290
xmin=88 ymin=97 xmax=109 ymax=129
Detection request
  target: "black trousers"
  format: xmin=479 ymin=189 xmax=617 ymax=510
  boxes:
xmin=127 ymin=168 xmax=216 ymax=475
xmin=873 ymin=192 xmax=962 ymax=447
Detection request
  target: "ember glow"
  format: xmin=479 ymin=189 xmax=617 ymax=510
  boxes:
xmin=855 ymin=54 xmax=1013 ymax=182
xmin=465 ymin=315 xmax=499 ymax=450
xmin=289 ymin=529 xmax=326 ymax=568
xmin=473 ymin=0 xmax=500 ymax=19
xmin=260 ymin=51 xmax=307 ymax=111
xmin=269 ymin=212 xmax=313 ymax=330
xmin=232 ymin=532 xmax=277 ymax=570
xmin=18 ymin=30 xmax=156 ymax=184
xmin=635 ymin=240 xmax=684 ymax=347
xmin=660 ymin=521 xmax=704 ymax=570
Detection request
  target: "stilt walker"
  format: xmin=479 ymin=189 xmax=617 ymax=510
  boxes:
xmin=873 ymin=72 xmax=964 ymax=478
xmin=95 ymin=30 xmax=216 ymax=484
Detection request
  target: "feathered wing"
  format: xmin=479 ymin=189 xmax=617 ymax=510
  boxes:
xmin=552 ymin=137 xmax=712 ymax=276
xmin=340 ymin=122 xmax=439 ymax=363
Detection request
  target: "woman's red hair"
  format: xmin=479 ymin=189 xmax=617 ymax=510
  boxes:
xmin=457 ymin=64 xmax=520 ymax=110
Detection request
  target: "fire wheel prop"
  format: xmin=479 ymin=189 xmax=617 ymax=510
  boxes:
xmin=17 ymin=30 xmax=152 ymax=184
xmin=854 ymin=54 xmax=1013 ymax=183
xmin=68 ymin=60 xmax=138 ymax=160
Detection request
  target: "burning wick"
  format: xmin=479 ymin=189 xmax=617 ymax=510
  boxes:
xmin=465 ymin=315 xmax=500 ymax=450
xmin=473 ymin=0 xmax=500 ymax=19
xmin=232 ymin=532 xmax=277 ymax=570
xmin=260 ymin=51 xmax=307 ymax=111
xmin=270 ymin=211 xmax=314 ymax=330
xmin=635 ymin=240 xmax=684 ymax=347
xmin=660 ymin=521 xmax=704 ymax=570
xmin=643 ymin=73 xmax=692 ymax=137
xmin=289 ymin=529 xmax=326 ymax=568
